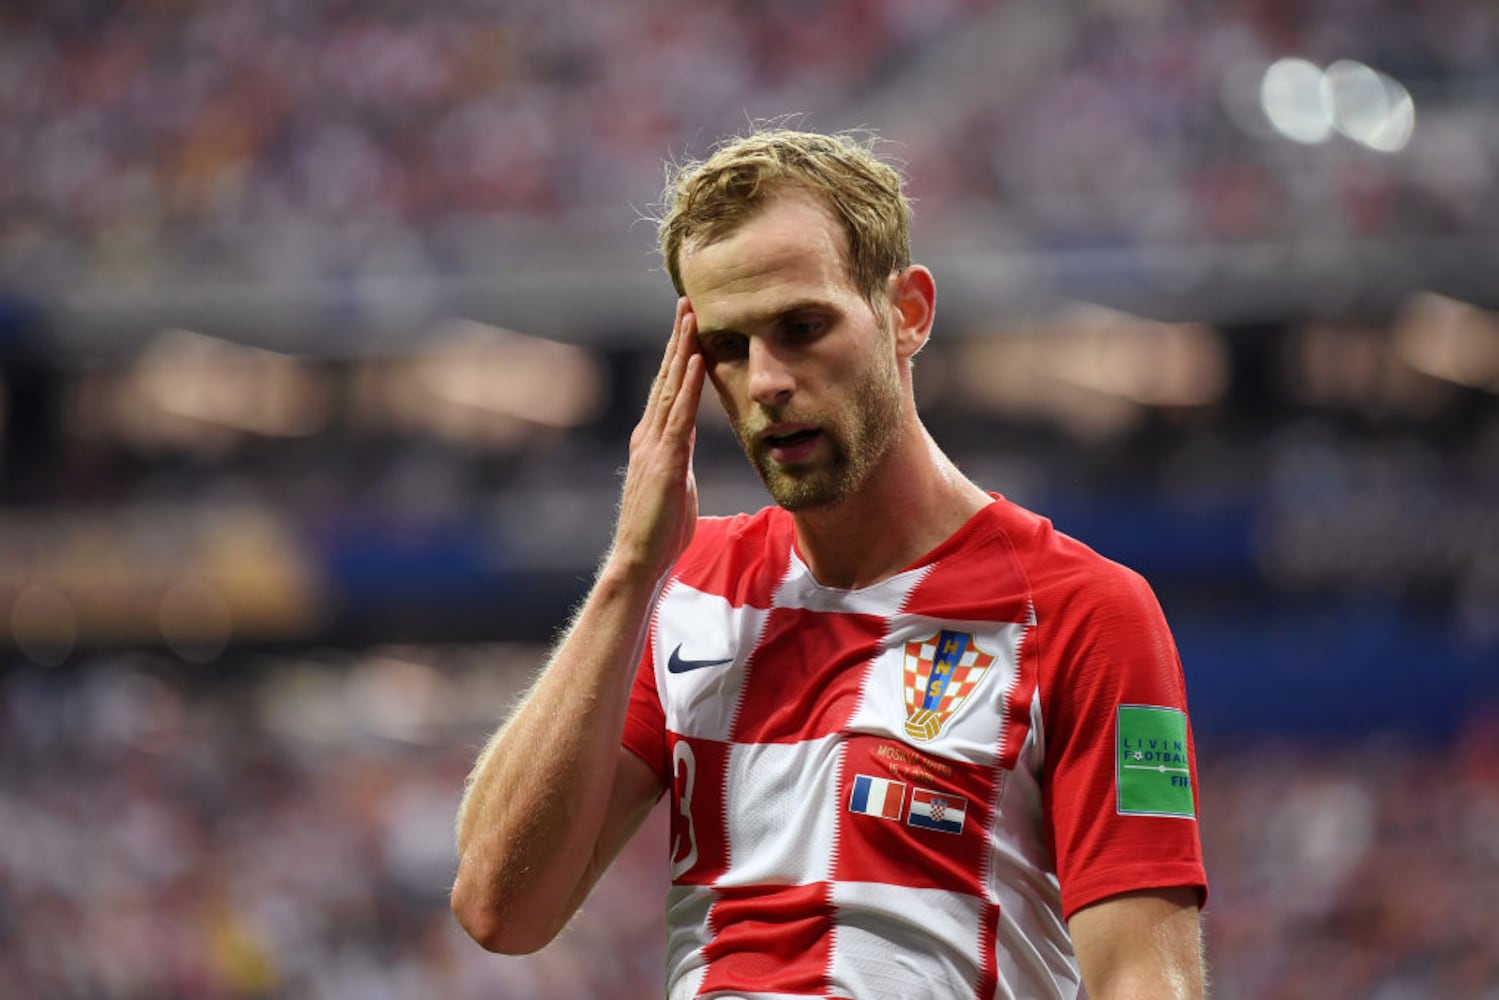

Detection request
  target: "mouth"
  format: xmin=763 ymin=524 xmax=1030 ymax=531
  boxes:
xmin=760 ymin=424 xmax=823 ymax=464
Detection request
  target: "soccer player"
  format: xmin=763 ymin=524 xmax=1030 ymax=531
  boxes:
xmin=452 ymin=129 xmax=1208 ymax=999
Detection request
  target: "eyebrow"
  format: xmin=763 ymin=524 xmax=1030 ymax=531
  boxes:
xmin=695 ymin=299 xmax=832 ymax=338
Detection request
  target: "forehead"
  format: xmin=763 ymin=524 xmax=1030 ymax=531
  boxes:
xmin=679 ymin=189 xmax=860 ymax=328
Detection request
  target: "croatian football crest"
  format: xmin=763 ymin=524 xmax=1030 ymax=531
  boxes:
xmin=901 ymin=629 xmax=995 ymax=741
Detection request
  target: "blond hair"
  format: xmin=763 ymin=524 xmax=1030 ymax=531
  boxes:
xmin=657 ymin=128 xmax=911 ymax=304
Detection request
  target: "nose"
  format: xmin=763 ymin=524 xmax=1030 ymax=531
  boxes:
xmin=747 ymin=338 xmax=795 ymax=408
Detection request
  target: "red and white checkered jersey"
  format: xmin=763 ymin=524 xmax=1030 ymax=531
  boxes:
xmin=623 ymin=495 xmax=1207 ymax=1000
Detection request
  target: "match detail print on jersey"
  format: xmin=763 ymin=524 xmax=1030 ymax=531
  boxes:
xmin=1116 ymin=704 xmax=1196 ymax=818
xmin=902 ymin=629 xmax=995 ymax=741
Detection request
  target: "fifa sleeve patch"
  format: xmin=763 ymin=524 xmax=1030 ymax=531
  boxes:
xmin=1116 ymin=705 xmax=1196 ymax=818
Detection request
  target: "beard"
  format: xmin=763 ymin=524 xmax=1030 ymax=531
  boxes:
xmin=733 ymin=348 xmax=905 ymax=512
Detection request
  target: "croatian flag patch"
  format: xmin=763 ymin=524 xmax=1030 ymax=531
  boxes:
xmin=907 ymin=787 xmax=967 ymax=835
xmin=848 ymin=774 xmax=906 ymax=821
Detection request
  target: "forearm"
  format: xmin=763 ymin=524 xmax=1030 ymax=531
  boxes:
xmin=453 ymin=295 xmax=704 ymax=953
xmin=451 ymin=556 xmax=661 ymax=952
xmin=1070 ymin=887 xmax=1206 ymax=1000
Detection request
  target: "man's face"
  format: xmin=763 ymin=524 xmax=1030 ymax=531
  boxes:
xmin=678 ymin=189 xmax=905 ymax=511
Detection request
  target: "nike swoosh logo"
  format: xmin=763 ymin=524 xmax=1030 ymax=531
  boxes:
xmin=667 ymin=644 xmax=733 ymax=674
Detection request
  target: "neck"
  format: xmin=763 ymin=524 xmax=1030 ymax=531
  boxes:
xmin=789 ymin=421 xmax=991 ymax=590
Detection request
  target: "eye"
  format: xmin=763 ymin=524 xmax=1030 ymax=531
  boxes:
xmin=783 ymin=315 xmax=827 ymax=342
xmin=701 ymin=332 xmax=748 ymax=362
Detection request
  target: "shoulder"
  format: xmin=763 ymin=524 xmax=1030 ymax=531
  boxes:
xmin=985 ymin=500 xmax=1183 ymax=709
xmin=681 ymin=506 xmax=790 ymax=560
xmin=986 ymin=495 xmax=1165 ymax=630
xmin=670 ymin=507 xmax=794 ymax=606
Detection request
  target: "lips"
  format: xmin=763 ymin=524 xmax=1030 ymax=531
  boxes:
xmin=760 ymin=423 xmax=823 ymax=463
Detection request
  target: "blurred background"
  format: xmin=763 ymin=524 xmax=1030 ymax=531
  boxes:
xmin=1 ymin=0 xmax=1496 ymax=997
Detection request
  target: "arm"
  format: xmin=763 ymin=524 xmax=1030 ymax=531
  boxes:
xmin=1035 ymin=560 xmax=1209 ymax=993
xmin=1069 ymin=887 xmax=1206 ymax=1000
xmin=451 ymin=299 xmax=705 ymax=954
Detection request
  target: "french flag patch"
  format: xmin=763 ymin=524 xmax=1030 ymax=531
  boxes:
xmin=848 ymin=774 xmax=906 ymax=821
xmin=907 ymin=787 xmax=967 ymax=835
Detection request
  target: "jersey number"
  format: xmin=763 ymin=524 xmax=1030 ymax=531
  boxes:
xmin=669 ymin=741 xmax=699 ymax=879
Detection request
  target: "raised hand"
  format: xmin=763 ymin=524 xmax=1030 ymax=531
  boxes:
xmin=610 ymin=297 xmax=706 ymax=582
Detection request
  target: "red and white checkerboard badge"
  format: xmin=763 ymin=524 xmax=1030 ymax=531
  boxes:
xmin=902 ymin=629 xmax=995 ymax=741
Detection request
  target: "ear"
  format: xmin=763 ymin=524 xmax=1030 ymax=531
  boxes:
xmin=886 ymin=265 xmax=936 ymax=360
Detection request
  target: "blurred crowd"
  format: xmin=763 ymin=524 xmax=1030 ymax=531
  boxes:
xmin=0 ymin=648 xmax=672 ymax=999
xmin=907 ymin=0 xmax=1498 ymax=250
xmin=0 ymin=0 xmax=1494 ymax=294
xmin=1203 ymin=724 xmax=1499 ymax=999
xmin=2 ymin=650 xmax=1497 ymax=999
xmin=0 ymin=0 xmax=973 ymax=291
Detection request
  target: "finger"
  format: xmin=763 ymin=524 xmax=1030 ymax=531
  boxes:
xmin=664 ymin=351 xmax=705 ymax=441
xmin=651 ymin=302 xmax=697 ymax=431
xmin=646 ymin=298 xmax=691 ymax=417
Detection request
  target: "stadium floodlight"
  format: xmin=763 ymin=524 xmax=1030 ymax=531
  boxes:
xmin=1259 ymin=57 xmax=1415 ymax=153
xmin=1323 ymin=59 xmax=1415 ymax=153
xmin=1260 ymin=58 xmax=1334 ymax=145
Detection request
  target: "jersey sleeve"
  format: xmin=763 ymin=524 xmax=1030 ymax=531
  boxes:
xmin=1039 ymin=560 xmax=1208 ymax=920
xmin=622 ymin=618 xmax=669 ymax=785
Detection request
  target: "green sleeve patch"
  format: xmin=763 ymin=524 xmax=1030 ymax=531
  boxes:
xmin=1116 ymin=705 xmax=1196 ymax=818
